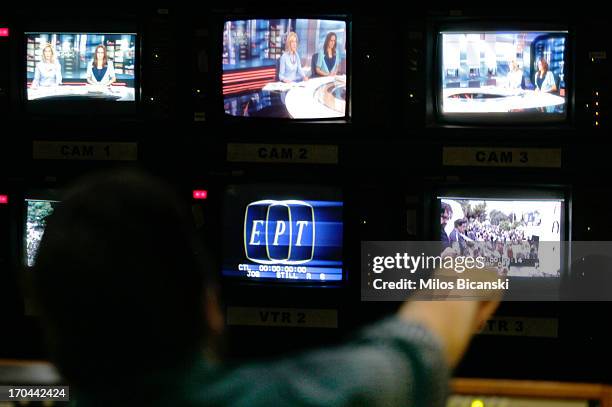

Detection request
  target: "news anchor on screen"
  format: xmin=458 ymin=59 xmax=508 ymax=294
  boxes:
xmin=279 ymin=32 xmax=308 ymax=83
xmin=31 ymin=43 xmax=62 ymax=89
xmin=534 ymin=58 xmax=556 ymax=93
xmin=506 ymin=59 xmax=523 ymax=89
xmin=86 ymin=45 xmax=116 ymax=86
xmin=315 ymin=32 xmax=340 ymax=77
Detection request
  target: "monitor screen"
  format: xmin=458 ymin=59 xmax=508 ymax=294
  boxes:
xmin=439 ymin=31 xmax=568 ymax=121
xmin=25 ymin=32 xmax=136 ymax=102
xmin=25 ymin=199 xmax=59 ymax=267
xmin=222 ymin=184 xmax=343 ymax=283
xmin=222 ymin=18 xmax=348 ymax=119
xmin=438 ymin=196 xmax=563 ymax=277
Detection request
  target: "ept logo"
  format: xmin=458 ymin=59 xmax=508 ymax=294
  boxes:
xmin=244 ymin=200 xmax=315 ymax=264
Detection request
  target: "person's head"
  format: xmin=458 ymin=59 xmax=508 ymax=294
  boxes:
xmin=324 ymin=32 xmax=337 ymax=55
xmin=510 ymin=59 xmax=519 ymax=72
xmin=285 ymin=32 xmax=298 ymax=53
xmin=41 ymin=44 xmax=56 ymax=63
xmin=441 ymin=203 xmax=453 ymax=227
xmin=454 ymin=218 xmax=467 ymax=233
xmin=93 ymin=45 xmax=108 ymax=67
xmin=537 ymin=58 xmax=548 ymax=74
xmin=440 ymin=202 xmax=453 ymax=226
xmin=34 ymin=169 xmax=221 ymax=391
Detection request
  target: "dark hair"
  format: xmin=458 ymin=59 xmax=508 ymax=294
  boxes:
xmin=538 ymin=58 xmax=549 ymax=74
xmin=454 ymin=218 xmax=467 ymax=228
xmin=323 ymin=32 xmax=337 ymax=57
xmin=34 ymin=169 xmax=211 ymax=390
xmin=441 ymin=202 xmax=453 ymax=216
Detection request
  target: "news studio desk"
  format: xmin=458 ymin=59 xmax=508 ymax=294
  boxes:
xmin=27 ymin=85 xmax=135 ymax=101
xmin=263 ymin=75 xmax=346 ymax=119
xmin=443 ymin=87 xmax=565 ymax=113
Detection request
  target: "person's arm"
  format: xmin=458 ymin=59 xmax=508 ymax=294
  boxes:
xmin=331 ymin=54 xmax=339 ymax=75
xmin=278 ymin=54 xmax=290 ymax=83
xmin=546 ymin=71 xmax=557 ymax=93
xmin=208 ymin=298 xmax=498 ymax=406
xmin=401 ymin=300 xmax=498 ymax=368
xmin=315 ymin=52 xmax=328 ymax=76
xmin=210 ymin=317 xmax=450 ymax=406
xmin=86 ymin=63 xmax=95 ymax=85
xmin=106 ymin=62 xmax=116 ymax=85
xmin=297 ymin=54 xmax=308 ymax=81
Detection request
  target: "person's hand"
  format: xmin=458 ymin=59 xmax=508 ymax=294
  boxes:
xmin=398 ymin=264 xmax=501 ymax=368
xmin=303 ymin=76 xmax=309 ymax=81
xmin=399 ymin=299 xmax=499 ymax=368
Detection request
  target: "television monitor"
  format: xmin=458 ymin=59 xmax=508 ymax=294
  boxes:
xmin=222 ymin=18 xmax=349 ymax=119
xmin=24 ymin=198 xmax=59 ymax=267
xmin=25 ymin=32 xmax=137 ymax=103
xmin=222 ymin=184 xmax=343 ymax=283
xmin=438 ymin=194 xmax=565 ymax=278
xmin=438 ymin=30 xmax=569 ymax=123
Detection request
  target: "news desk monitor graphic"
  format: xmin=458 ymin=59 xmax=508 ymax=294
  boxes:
xmin=440 ymin=31 xmax=568 ymax=117
xmin=224 ymin=194 xmax=343 ymax=283
xmin=25 ymin=32 xmax=137 ymax=102
xmin=222 ymin=18 xmax=348 ymax=119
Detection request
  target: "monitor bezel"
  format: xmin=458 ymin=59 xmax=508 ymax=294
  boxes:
xmin=219 ymin=182 xmax=346 ymax=288
xmin=216 ymin=13 xmax=352 ymax=123
xmin=20 ymin=21 xmax=141 ymax=118
xmin=429 ymin=19 xmax=574 ymax=127
xmin=433 ymin=185 xmax=571 ymax=300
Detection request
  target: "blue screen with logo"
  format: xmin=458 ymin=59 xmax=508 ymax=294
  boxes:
xmin=223 ymin=185 xmax=343 ymax=283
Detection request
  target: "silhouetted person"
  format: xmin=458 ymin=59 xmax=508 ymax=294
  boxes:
xmin=35 ymin=169 xmax=498 ymax=406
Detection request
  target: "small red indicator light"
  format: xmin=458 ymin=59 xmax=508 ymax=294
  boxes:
xmin=193 ymin=190 xmax=208 ymax=200
xmin=0 ymin=28 xmax=9 ymax=37
xmin=0 ymin=195 xmax=8 ymax=204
